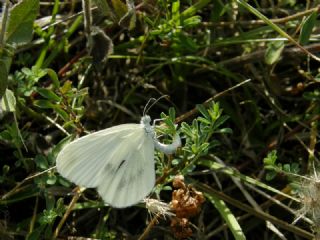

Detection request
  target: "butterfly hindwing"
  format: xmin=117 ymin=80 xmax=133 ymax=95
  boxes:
xmin=97 ymin=129 xmax=155 ymax=208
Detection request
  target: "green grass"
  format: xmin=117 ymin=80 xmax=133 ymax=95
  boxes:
xmin=1 ymin=0 xmax=320 ymax=239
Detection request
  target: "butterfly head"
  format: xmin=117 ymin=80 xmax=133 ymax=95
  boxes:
xmin=141 ymin=115 xmax=151 ymax=126
xmin=141 ymin=115 xmax=154 ymax=135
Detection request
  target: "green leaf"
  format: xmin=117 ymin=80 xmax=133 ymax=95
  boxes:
xmin=291 ymin=163 xmax=300 ymax=174
xmin=173 ymin=32 xmax=198 ymax=52
xmin=34 ymin=155 xmax=49 ymax=169
xmin=0 ymin=45 xmax=15 ymax=97
xmin=198 ymin=142 xmax=209 ymax=154
xmin=213 ymin=115 xmax=230 ymax=130
xmin=46 ymin=175 xmax=57 ymax=185
xmin=180 ymin=0 xmax=211 ymax=20
xmin=181 ymin=122 xmax=193 ymax=137
xmin=168 ymin=107 xmax=176 ymax=121
xmin=5 ymin=0 xmax=40 ymax=45
xmin=198 ymin=117 xmax=211 ymax=125
xmin=0 ymin=129 xmax=11 ymax=141
xmin=40 ymin=209 xmax=58 ymax=224
xmin=211 ymin=0 xmax=225 ymax=22
xmin=159 ymin=111 xmax=176 ymax=131
xmin=266 ymin=171 xmax=277 ymax=181
xmin=23 ymin=66 xmax=47 ymax=82
xmin=93 ymin=0 xmax=116 ymax=19
xmin=36 ymin=88 xmax=61 ymax=102
xmin=182 ymin=15 xmax=202 ymax=28
xmin=46 ymin=68 xmax=60 ymax=89
xmin=118 ymin=0 xmax=136 ymax=30
xmin=315 ymin=73 xmax=320 ymax=82
xmin=171 ymin=0 xmax=181 ymax=28
xmin=51 ymin=135 xmax=74 ymax=161
xmin=0 ymin=60 xmax=8 ymax=97
xmin=265 ymin=40 xmax=285 ymax=65
xmin=26 ymin=225 xmax=46 ymax=240
xmin=110 ymin=0 xmax=128 ymax=19
xmin=0 ymin=44 xmax=15 ymax=67
xmin=303 ymin=90 xmax=320 ymax=101
xmin=53 ymin=106 xmax=69 ymax=122
xmin=216 ymin=127 xmax=233 ymax=134
xmin=200 ymin=159 xmax=298 ymax=201
xmin=33 ymin=100 xmax=55 ymax=109
xmin=1 ymin=89 xmax=16 ymax=112
xmin=283 ymin=164 xmax=291 ymax=172
xmin=299 ymin=11 xmax=317 ymax=45
xmin=196 ymin=104 xmax=210 ymax=119
xmin=60 ymin=80 xmax=72 ymax=94
xmin=263 ymin=150 xmax=277 ymax=166
xmin=205 ymin=193 xmax=246 ymax=240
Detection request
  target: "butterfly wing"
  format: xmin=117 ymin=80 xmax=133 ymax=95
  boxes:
xmin=56 ymin=124 xmax=148 ymax=187
xmin=97 ymin=129 xmax=155 ymax=208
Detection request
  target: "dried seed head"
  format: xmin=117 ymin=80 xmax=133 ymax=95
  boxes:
xmin=170 ymin=217 xmax=193 ymax=239
xmin=173 ymin=175 xmax=186 ymax=189
xmin=170 ymin=184 xmax=205 ymax=219
xmin=144 ymin=198 xmax=174 ymax=219
xmin=295 ymin=172 xmax=320 ymax=227
xmin=170 ymin=175 xmax=205 ymax=238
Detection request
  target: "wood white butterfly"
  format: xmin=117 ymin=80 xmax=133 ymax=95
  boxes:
xmin=56 ymin=115 xmax=181 ymax=208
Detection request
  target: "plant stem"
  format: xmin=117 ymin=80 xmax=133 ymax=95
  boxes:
xmin=82 ymin=0 xmax=92 ymax=47
xmin=0 ymin=0 xmax=11 ymax=48
xmin=236 ymin=0 xmax=320 ymax=62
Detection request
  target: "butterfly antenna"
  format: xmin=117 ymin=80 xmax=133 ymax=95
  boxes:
xmin=143 ymin=95 xmax=169 ymax=116
xmin=143 ymin=98 xmax=156 ymax=116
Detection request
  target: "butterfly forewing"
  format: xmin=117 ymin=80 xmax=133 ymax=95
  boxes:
xmin=56 ymin=124 xmax=144 ymax=188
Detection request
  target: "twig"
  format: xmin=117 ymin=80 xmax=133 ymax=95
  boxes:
xmin=236 ymin=0 xmax=320 ymax=62
xmin=29 ymin=196 xmax=39 ymax=234
xmin=220 ymin=43 xmax=320 ymax=67
xmin=138 ymin=215 xmax=161 ymax=240
xmin=195 ymin=181 xmax=314 ymax=239
xmin=82 ymin=0 xmax=92 ymax=47
xmin=203 ymin=6 xmax=320 ymax=27
xmin=175 ymin=79 xmax=251 ymax=123
xmin=1 ymin=167 xmax=57 ymax=201
xmin=53 ymin=187 xmax=82 ymax=238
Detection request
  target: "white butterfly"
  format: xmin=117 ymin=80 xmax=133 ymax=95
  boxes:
xmin=56 ymin=115 xmax=181 ymax=208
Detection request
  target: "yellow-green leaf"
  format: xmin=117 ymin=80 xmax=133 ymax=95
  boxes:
xmin=265 ymin=40 xmax=284 ymax=65
xmin=1 ymin=89 xmax=16 ymax=112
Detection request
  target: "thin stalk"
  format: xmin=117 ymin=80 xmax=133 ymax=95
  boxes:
xmin=53 ymin=187 xmax=82 ymax=238
xmin=0 ymin=0 xmax=11 ymax=47
xmin=82 ymin=0 xmax=92 ymax=47
xmin=237 ymin=0 xmax=320 ymax=62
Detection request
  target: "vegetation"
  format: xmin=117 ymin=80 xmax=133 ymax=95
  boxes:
xmin=1 ymin=0 xmax=320 ymax=239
